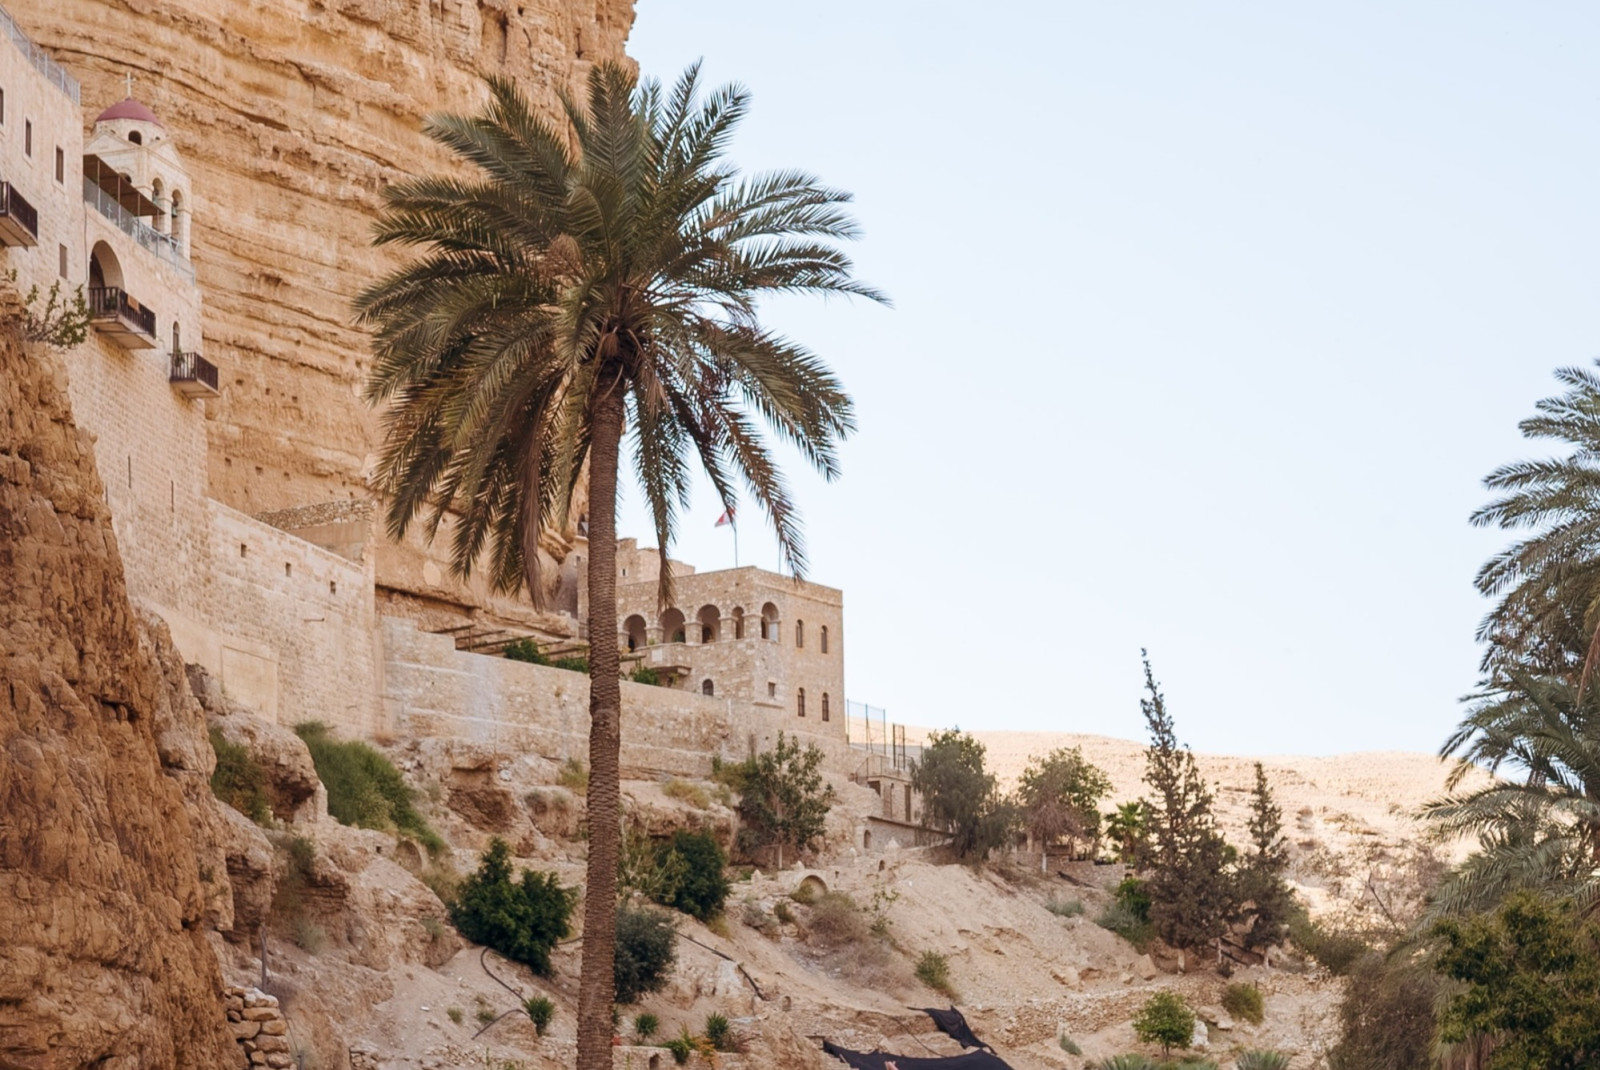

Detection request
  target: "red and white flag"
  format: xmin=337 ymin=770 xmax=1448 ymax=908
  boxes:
xmin=714 ymin=507 xmax=735 ymax=528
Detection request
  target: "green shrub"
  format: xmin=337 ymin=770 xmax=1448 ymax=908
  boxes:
xmin=774 ymin=900 xmax=795 ymax=924
xmin=446 ymin=1006 xmax=464 ymax=1024
xmin=1221 ymin=982 xmax=1264 ymax=1026
xmin=1234 ymin=1052 xmax=1290 ymax=1070
xmin=633 ymin=1012 xmax=659 ymax=1040
xmin=808 ymin=891 xmax=869 ymax=947
xmin=209 ymin=727 xmax=273 ymax=824
xmin=1059 ymin=1034 xmax=1082 ymax=1055
xmin=1091 ymin=1057 xmax=1155 ymax=1070
xmin=294 ymin=722 xmax=443 ymax=853
xmin=614 ymin=903 xmax=678 ymax=1003
xmin=290 ymin=915 xmax=327 ymax=954
xmin=663 ymin=778 xmax=711 ymax=809
xmin=448 ymin=838 xmax=576 ymax=975
xmin=557 ymin=757 xmax=588 ymax=792
xmin=1287 ymin=908 xmax=1369 ymax=976
xmin=655 ymin=830 xmax=731 ymax=921
xmin=704 ymin=1013 xmax=734 ymax=1052
xmin=1133 ymin=991 xmax=1195 ymax=1055
xmin=1046 ymin=895 xmax=1085 ymax=918
xmin=664 ymin=1030 xmax=695 ymax=1065
xmin=915 ymin=950 xmax=955 ymax=997
xmin=629 ymin=665 xmax=662 ymax=686
xmin=551 ymin=655 xmax=589 ymax=673
xmin=1096 ymin=899 xmax=1155 ymax=950
xmin=503 ymin=638 xmax=547 ymax=664
xmin=523 ymin=996 xmax=554 ymax=1035
xmin=475 ymin=1005 xmax=497 ymax=1025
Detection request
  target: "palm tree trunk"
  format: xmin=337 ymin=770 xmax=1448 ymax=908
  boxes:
xmin=575 ymin=380 xmax=624 ymax=1070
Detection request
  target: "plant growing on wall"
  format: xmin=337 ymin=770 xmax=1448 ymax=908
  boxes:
xmin=355 ymin=62 xmax=877 ymax=1070
xmin=734 ymin=732 xmax=836 ymax=868
xmin=6 ymin=271 xmax=91 ymax=349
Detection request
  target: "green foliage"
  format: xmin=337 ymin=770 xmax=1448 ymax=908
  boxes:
xmin=1017 ymin=746 xmax=1112 ymax=860
xmin=1091 ymin=1057 xmax=1154 ymax=1070
xmin=1287 ymin=908 xmax=1370 ymax=977
xmin=294 ymin=722 xmax=442 ymax=853
xmin=447 ymin=1006 xmax=464 ymax=1024
xmin=703 ymin=1012 xmax=734 ymax=1052
xmin=653 ymin=830 xmax=731 ymax=922
xmin=734 ymin=732 xmax=836 ymax=868
xmin=448 ymin=838 xmax=576 ymax=975
xmin=1105 ymin=800 xmax=1151 ymax=864
xmin=1138 ymin=656 xmax=1236 ymax=951
xmin=914 ymin=950 xmax=954 ymax=997
xmin=807 ymin=891 xmax=869 ymax=946
xmin=1221 ymin=983 xmax=1264 ymax=1026
xmin=1097 ymin=877 xmax=1155 ymax=949
xmin=1235 ymin=762 xmax=1293 ymax=950
xmin=911 ymin=728 xmax=1018 ymax=861
xmin=503 ymin=639 xmax=548 ymax=664
xmin=1433 ymin=892 xmax=1600 ymax=1070
xmin=613 ymin=903 xmax=678 ymax=1003
xmin=476 ymin=1005 xmax=498 ymax=1025
xmin=1326 ymin=950 xmax=1439 ymax=1070
xmin=523 ymin=996 xmax=554 ymax=1035
xmin=1059 ymin=1034 xmax=1082 ymax=1055
xmin=1045 ymin=895 xmax=1084 ymax=917
xmin=208 ymin=727 xmax=272 ymax=824
xmin=556 ymin=757 xmax=588 ymax=793
xmin=633 ymin=1012 xmax=659 ymax=1040
xmin=663 ymin=1030 xmax=695 ymax=1066
xmin=6 ymin=272 xmax=91 ymax=349
xmin=662 ymin=778 xmax=711 ymax=809
xmin=1233 ymin=1053 xmax=1290 ymax=1070
xmin=1132 ymin=991 xmax=1195 ymax=1056
xmin=629 ymin=665 xmax=662 ymax=686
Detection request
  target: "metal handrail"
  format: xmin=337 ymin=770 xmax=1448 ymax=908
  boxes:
xmin=0 ymin=181 xmax=37 ymax=237
xmin=170 ymin=350 xmax=218 ymax=392
xmin=81 ymin=177 xmax=194 ymax=280
xmin=87 ymin=286 xmax=156 ymax=337
xmin=0 ymin=3 xmax=78 ymax=103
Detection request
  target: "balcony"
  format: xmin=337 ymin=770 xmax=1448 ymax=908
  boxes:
xmin=88 ymin=287 xmax=157 ymax=349
xmin=169 ymin=350 xmax=220 ymax=399
xmin=0 ymin=181 xmax=37 ymax=246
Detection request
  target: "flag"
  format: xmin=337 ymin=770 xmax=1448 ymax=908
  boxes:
xmin=714 ymin=507 xmax=735 ymax=528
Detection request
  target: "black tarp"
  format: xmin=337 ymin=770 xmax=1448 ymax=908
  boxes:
xmin=821 ymin=1041 xmax=1015 ymax=1070
xmin=916 ymin=1006 xmax=988 ymax=1051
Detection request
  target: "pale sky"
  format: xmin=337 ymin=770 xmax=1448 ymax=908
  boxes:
xmin=619 ymin=1 xmax=1600 ymax=756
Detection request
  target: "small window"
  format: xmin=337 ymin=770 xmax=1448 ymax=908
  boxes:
xmin=23 ymin=119 xmax=31 ymax=156
xmin=820 ymin=626 xmax=829 ymax=654
xmin=795 ymin=620 xmax=805 ymax=648
xmin=284 ymin=562 xmax=292 ymax=578
xmin=330 ymin=581 xmax=338 ymax=595
xmin=55 ymin=146 xmax=63 ymax=183
xmin=701 ymin=679 xmax=714 ymax=697
xmin=58 ymin=244 xmax=67 ymax=279
xmin=767 ymin=681 xmax=776 ymax=699
xmin=797 ymin=688 xmax=806 ymax=718
xmin=240 ymin=544 xmax=248 ymax=558
xmin=1 ymin=88 xmax=7 ymax=124
xmin=128 ymin=130 xmax=142 ymax=145
xmin=822 ymin=694 xmax=830 ymax=722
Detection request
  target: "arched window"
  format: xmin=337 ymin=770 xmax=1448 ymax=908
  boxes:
xmin=701 ymin=679 xmax=714 ymax=697
xmin=623 ymin=614 xmax=647 ymax=652
xmin=697 ymin=604 xmax=720 ymax=643
xmin=760 ymin=602 xmax=779 ymax=641
xmin=171 ymin=322 xmax=181 ymax=355
xmin=795 ymin=619 xmax=804 ymax=648
xmin=89 ymin=241 xmax=123 ymax=291
xmin=820 ymin=625 xmax=829 ymax=654
xmin=660 ymin=607 xmax=686 ymax=644
xmin=150 ymin=177 xmax=166 ymax=233
xmin=821 ymin=693 xmax=830 ymax=722
xmin=797 ymin=688 xmax=806 ymax=717
xmin=731 ymin=606 xmax=745 ymax=640
xmin=128 ymin=130 xmax=142 ymax=145
xmin=170 ymin=189 xmax=186 ymax=252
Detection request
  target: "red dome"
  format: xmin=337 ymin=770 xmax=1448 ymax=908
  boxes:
xmin=95 ymin=97 xmax=163 ymax=127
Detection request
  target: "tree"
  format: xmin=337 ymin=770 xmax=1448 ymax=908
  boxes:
xmin=911 ymin=729 xmax=1016 ymax=861
xmin=356 ymin=65 xmax=877 ymax=1070
xmin=734 ymin=732 xmax=836 ymax=868
xmin=1104 ymin=800 xmax=1149 ymax=864
xmin=1016 ymin=746 xmax=1112 ymax=862
xmin=1433 ymin=892 xmax=1600 ymax=1070
xmin=1131 ymin=991 xmax=1194 ymax=1056
xmin=613 ymin=903 xmax=677 ymax=1003
xmin=449 ymin=838 xmax=577 ymax=975
xmin=1138 ymin=654 xmax=1235 ymax=951
xmin=655 ymin=830 xmax=731 ymax=922
xmin=1235 ymin=761 xmax=1294 ymax=951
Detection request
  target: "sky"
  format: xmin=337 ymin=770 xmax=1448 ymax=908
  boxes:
xmin=619 ymin=1 xmax=1600 ymax=756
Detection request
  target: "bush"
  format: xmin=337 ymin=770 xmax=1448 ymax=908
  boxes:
xmin=557 ymin=757 xmax=588 ymax=792
xmin=1288 ymin=908 xmax=1370 ymax=976
xmin=655 ymin=830 xmax=731 ymax=921
xmin=1096 ymin=878 xmax=1156 ymax=949
xmin=1132 ymin=991 xmax=1195 ymax=1056
xmin=448 ymin=838 xmax=576 ymax=975
xmin=294 ymin=722 xmax=442 ymax=854
xmin=1046 ymin=895 xmax=1085 ymax=918
xmin=1059 ymin=1034 xmax=1082 ymax=1055
xmin=523 ymin=996 xmax=554 ymax=1036
xmin=734 ymin=733 xmax=836 ymax=868
xmin=633 ymin=1012 xmax=659 ymax=1040
xmin=614 ymin=903 xmax=678 ymax=1003
xmin=808 ymin=891 xmax=870 ymax=947
xmin=663 ymin=1032 xmax=693 ymax=1066
xmin=1221 ymin=983 xmax=1264 ymax=1026
xmin=503 ymin=638 xmax=547 ymax=664
xmin=447 ymin=1006 xmax=463 ymax=1024
xmin=704 ymin=1013 xmax=734 ymax=1052
xmin=1091 ymin=1058 xmax=1155 ymax=1070
xmin=630 ymin=665 xmax=662 ymax=686
xmin=209 ymin=728 xmax=274 ymax=824
xmin=662 ymin=778 xmax=711 ymax=809
xmin=914 ymin=950 xmax=955 ymax=997
xmin=1234 ymin=1053 xmax=1290 ymax=1070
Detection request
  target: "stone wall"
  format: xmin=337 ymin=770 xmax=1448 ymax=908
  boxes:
xmin=224 ymin=986 xmax=293 ymax=1070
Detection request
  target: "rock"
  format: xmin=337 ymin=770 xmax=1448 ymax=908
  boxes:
xmin=1134 ymin=954 xmax=1158 ymax=980
xmin=1192 ymin=1019 xmax=1209 ymax=1048
xmin=192 ymin=667 xmax=325 ymax=824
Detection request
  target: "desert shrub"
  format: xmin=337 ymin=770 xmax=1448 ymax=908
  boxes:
xmin=789 ymin=880 xmax=818 ymax=905
xmin=704 ymin=1012 xmax=735 ymax=1052
xmin=774 ymin=900 xmax=795 ymax=924
xmin=523 ymin=996 xmax=554 ymax=1036
xmin=419 ymin=861 xmax=461 ymax=906
xmin=915 ymin=950 xmax=955 ymax=997
xmin=290 ymin=915 xmax=327 ymax=954
xmin=475 ymin=1004 xmax=497 ymax=1024
xmin=1059 ymin=1034 xmax=1082 ymax=1055
xmin=1222 ymin=982 xmax=1264 ymax=1026
xmin=209 ymin=727 xmax=273 ymax=824
xmin=663 ymin=1030 xmax=695 ymax=1066
xmin=633 ymin=1012 xmax=659 ymax=1040
xmin=446 ymin=1006 xmax=464 ymax=1024
xmin=1288 ymin=908 xmax=1370 ymax=977
xmin=449 ymin=838 xmax=576 ymax=975
xmin=1046 ymin=895 xmax=1085 ymax=918
xmin=503 ymin=638 xmax=547 ymax=664
xmin=1091 ymin=1057 xmax=1154 ymax=1070
xmin=557 ymin=757 xmax=588 ymax=792
xmin=662 ymin=778 xmax=711 ymax=809
xmin=740 ymin=897 xmax=777 ymax=935
xmin=294 ymin=722 xmax=443 ymax=853
xmin=1133 ymin=991 xmax=1195 ymax=1056
xmin=629 ymin=665 xmax=662 ymax=686
xmin=1097 ymin=878 xmax=1156 ymax=949
xmin=1234 ymin=1052 xmax=1290 ymax=1070
xmin=614 ymin=903 xmax=678 ymax=1003
xmin=808 ymin=891 xmax=869 ymax=947
xmin=654 ymin=830 xmax=731 ymax=921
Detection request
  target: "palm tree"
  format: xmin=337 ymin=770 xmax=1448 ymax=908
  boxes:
xmin=1472 ymin=360 xmax=1600 ymax=687
xmin=1423 ymin=671 xmax=1600 ymax=918
xmin=355 ymin=64 xmax=879 ymax=1069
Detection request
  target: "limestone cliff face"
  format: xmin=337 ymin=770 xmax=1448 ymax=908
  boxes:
xmin=15 ymin=0 xmax=633 ymax=522
xmin=0 ymin=309 xmax=240 ymax=1069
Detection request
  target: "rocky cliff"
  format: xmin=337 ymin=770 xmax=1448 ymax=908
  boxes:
xmin=0 ymin=307 xmax=241 ymax=1068
xmin=14 ymin=0 xmax=632 ymax=524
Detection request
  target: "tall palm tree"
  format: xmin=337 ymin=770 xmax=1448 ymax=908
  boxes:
xmin=1423 ymin=671 xmax=1600 ymax=918
xmin=355 ymin=64 xmax=879 ymax=1069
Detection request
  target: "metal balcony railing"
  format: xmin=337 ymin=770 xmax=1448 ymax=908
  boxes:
xmin=81 ymin=177 xmax=193 ymax=280
xmin=169 ymin=350 xmax=220 ymax=398
xmin=88 ymin=286 xmax=156 ymax=340
xmin=0 ymin=180 xmax=37 ymax=246
xmin=0 ymin=3 xmax=79 ymax=103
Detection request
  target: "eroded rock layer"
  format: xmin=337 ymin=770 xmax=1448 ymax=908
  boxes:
xmin=0 ymin=309 xmax=240 ymax=1068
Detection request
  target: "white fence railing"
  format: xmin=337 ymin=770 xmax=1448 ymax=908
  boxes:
xmin=82 ymin=177 xmax=194 ymax=280
xmin=0 ymin=3 xmax=78 ymax=104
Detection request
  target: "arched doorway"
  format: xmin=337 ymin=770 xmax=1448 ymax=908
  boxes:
xmin=701 ymin=679 xmax=714 ymax=697
xmin=760 ymin=602 xmax=780 ymax=641
xmin=89 ymin=241 xmax=123 ymax=292
xmin=697 ymin=605 xmax=720 ymax=643
xmin=731 ymin=606 xmax=745 ymax=639
xmin=623 ymin=614 xmax=647 ymax=652
xmin=660 ymin=608 xmax=686 ymax=645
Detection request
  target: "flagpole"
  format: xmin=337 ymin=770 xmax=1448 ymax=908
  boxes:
xmin=733 ymin=522 xmax=739 ymax=568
